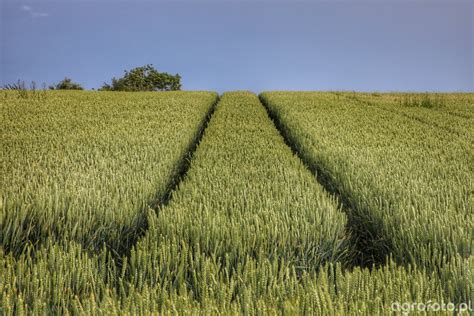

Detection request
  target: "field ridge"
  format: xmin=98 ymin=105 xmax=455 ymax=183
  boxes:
xmin=336 ymin=92 xmax=473 ymax=143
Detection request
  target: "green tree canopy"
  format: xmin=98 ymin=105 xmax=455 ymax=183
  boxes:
xmin=100 ymin=65 xmax=181 ymax=91
xmin=50 ymin=78 xmax=84 ymax=90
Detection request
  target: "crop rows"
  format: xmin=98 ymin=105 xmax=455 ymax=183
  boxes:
xmin=261 ymin=91 xmax=473 ymax=302
xmin=2 ymin=91 xmax=467 ymax=314
xmin=130 ymin=91 xmax=348 ymax=271
xmin=0 ymin=91 xmax=218 ymax=255
xmin=2 ymin=240 xmax=462 ymax=314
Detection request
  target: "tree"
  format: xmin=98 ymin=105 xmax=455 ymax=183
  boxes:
xmin=50 ymin=78 xmax=83 ymax=90
xmin=100 ymin=65 xmax=181 ymax=91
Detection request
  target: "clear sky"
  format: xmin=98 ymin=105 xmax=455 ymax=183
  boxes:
xmin=1 ymin=0 xmax=473 ymax=92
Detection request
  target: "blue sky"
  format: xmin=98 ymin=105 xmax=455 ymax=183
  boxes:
xmin=1 ymin=1 xmax=473 ymax=92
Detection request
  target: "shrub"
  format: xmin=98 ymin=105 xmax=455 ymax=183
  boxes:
xmin=100 ymin=64 xmax=181 ymax=91
xmin=49 ymin=77 xmax=83 ymax=90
